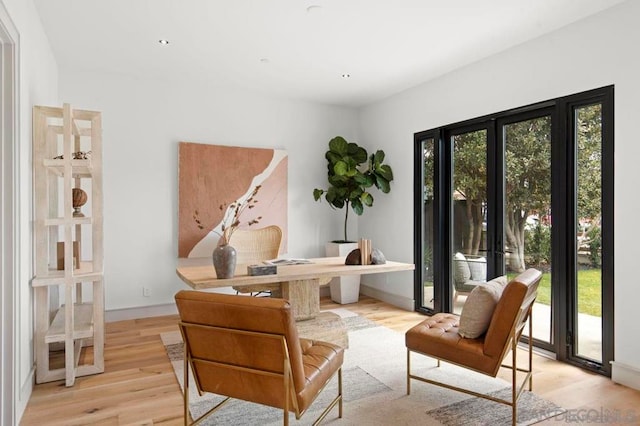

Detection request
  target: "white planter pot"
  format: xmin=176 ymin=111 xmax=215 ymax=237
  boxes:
xmin=325 ymin=241 xmax=360 ymax=304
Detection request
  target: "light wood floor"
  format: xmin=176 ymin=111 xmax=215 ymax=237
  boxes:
xmin=20 ymin=295 xmax=640 ymax=425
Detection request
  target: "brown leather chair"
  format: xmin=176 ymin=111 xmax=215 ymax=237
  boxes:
xmin=406 ymin=268 xmax=542 ymax=426
xmin=175 ymin=290 xmax=344 ymax=426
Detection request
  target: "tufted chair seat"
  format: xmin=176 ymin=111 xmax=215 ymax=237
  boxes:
xmin=405 ymin=313 xmax=490 ymax=373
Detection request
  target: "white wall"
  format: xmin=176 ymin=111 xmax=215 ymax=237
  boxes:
xmin=0 ymin=0 xmax=58 ymax=423
xmin=58 ymin=70 xmax=357 ymax=312
xmin=358 ymin=0 xmax=640 ymax=386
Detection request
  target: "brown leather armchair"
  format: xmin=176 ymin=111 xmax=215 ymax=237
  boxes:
xmin=406 ymin=268 xmax=542 ymax=426
xmin=175 ymin=290 xmax=344 ymax=425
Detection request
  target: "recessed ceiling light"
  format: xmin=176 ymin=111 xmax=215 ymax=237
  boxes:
xmin=306 ymin=5 xmax=322 ymax=13
xmin=260 ymin=58 xmax=270 ymax=64
xmin=158 ymin=39 xmax=170 ymax=45
xmin=341 ymin=73 xmax=351 ymax=79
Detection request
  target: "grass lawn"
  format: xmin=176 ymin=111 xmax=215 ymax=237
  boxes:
xmin=508 ymin=269 xmax=602 ymax=317
xmin=423 ymin=269 xmax=602 ymax=317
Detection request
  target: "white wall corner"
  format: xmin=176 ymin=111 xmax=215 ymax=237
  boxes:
xmin=360 ymin=283 xmax=414 ymax=311
xmin=611 ymin=361 xmax=640 ymax=391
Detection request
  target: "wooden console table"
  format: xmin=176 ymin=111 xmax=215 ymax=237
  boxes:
xmin=176 ymin=256 xmax=414 ymax=320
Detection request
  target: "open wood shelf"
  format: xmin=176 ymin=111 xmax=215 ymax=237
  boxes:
xmin=42 ymin=159 xmax=93 ymax=177
xmin=44 ymin=303 xmax=94 ymax=343
xmin=31 ymin=263 xmax=104 ymax=287
xmin=43 ymin=216 xmax=93 ymax=226
xmin=32 ymin=103 xmax=104 ymax=387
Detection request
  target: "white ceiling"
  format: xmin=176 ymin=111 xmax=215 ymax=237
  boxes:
xmin=34 ymin=0 xmax=626 ymax=107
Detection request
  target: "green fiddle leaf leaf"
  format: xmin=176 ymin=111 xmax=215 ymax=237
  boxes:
xmin=354 ymin=173 xmax=373 ymax=186
xmin=334 ymin=160 xmax=348 ymax=176
xmin=329 ymin=136 xmax=348 ymax=156
xmin=328 ymin=174 xmax=348 ymax=187
xmin=313 ymin=188 xmax=324 ymax=201
xmin=349 ymin=187 xmax=363 ymax=199
xmin=376 ymin=175 xmax=391 ymax=193
xmin=331 ymin=198 xmax=345 ymax=209
xmin=351 ymin=198 xmax=364 ymax=215
xmin=372 ymin=150 xmax=385 ymax=165
xmin=326 ymin=187 xmax=337 ymax=203
xmin=362 ymin=192 xmax=374 ymax=207
xmin=326 ymin=151 xmax=341 ymax=165
xmin=344 ymin=165 xmax=358 ymax=177
xmin=378 ymin=164 xmax=394 ymax=181
xmin=351 ymin=146 xmax=368 ymax=164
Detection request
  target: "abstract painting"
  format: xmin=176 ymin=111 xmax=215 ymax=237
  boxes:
xmin=178 ymin=142 xmax=287 ymax=258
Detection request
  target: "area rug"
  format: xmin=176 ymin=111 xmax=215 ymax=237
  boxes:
xmin=162 ymin=309 xmax=564 ymax=425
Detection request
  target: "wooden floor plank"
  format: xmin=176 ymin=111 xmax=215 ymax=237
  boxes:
xmin=20 ymin=295 xmax=640 ymax=425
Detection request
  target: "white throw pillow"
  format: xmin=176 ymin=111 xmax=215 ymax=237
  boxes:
xmin=453 ymin=252 xmax=471 ymax=284
xmin=458 ymin=275 xmax=508 ymax=339
xmin=467 ymin=256 xmax=487 ymax=281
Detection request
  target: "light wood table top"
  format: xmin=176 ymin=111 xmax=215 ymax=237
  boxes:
xmin=176 ymin=256 xmax=415 ymax=290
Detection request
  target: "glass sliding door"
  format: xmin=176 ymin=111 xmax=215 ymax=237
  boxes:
xmin=451 ymin=129 xmax=487 ymax=314
xmin=574 ymin=103 xmax=603 ymax=362
xmin=502 ymin=115 xmax=552 ymax=344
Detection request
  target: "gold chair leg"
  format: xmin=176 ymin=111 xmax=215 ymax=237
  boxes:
xmin=184 ymin=349 xmax=189 ymax=426
xmin=312 ymin=367 xmax=343 ymax=426
xmin=406 ymin=349 xmax=411 ymax=395
xmin=528 ymin=307 xmax=534 ymax=391
xmin=512 ymin=337 xmax=517 ymax=426
xmin=184 ymin=347 xmax=231 ymax=426
xmin=338 ymin=368 xmax=343 ymax=418
xmin=284 ymin=363 xmax=290 ymax=426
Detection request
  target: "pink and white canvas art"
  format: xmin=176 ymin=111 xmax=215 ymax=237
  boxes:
xmin=178 ymin=142 xmax=287 ymax=258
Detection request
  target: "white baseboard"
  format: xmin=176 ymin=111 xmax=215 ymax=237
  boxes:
xmin=16 ymin=367 xmax=34 ymax=424
xmin=105 ymin=303 xmax=178 ymax=322
xmin=359 ymin=284 xmax=415 ymax=311
xmin=611 ymin=361 xmax=640 ymax=391
xmin=104 ymin=286 xmax=412 ymax=322
xmin=105 ymin=286 xmax=244 ymax=322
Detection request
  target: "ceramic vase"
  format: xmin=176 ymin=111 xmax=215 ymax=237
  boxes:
xmin=212 ymin=244 xmax=237 ymax=279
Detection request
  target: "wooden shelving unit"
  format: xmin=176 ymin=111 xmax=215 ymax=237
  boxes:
xmin=32 ymin=103 xmax=104 ymax=386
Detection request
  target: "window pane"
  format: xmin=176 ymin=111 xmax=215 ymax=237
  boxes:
xmin=452 ymin=130 xmax=487 ymax=314
xmin=504 ymin=116 xmax=552 ymax=344
xmin=575 ymin=104 xmax=603 ymax=362
xmin=422 ymin=138 xmax=435 ymax=310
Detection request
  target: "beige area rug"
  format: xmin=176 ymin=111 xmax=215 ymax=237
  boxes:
xmin=162 ymin=309 xmax=564 ymax=425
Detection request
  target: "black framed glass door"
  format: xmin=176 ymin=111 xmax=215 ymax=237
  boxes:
xmin=500 ymin=111 xmax=553 ymax=348
xmin=414 ymin=86 xmax=614 ymax=375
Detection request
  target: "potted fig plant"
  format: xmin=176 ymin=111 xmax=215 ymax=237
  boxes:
xmin=313 ymin=136 xmax=394 ymax=303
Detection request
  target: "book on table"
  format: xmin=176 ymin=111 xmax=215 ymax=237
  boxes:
xmin=263 ymin=258 xmax=312 ymax=266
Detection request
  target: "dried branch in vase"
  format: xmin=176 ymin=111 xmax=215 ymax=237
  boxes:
xmin=193 ymin=185 xmax=263 ymax=246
